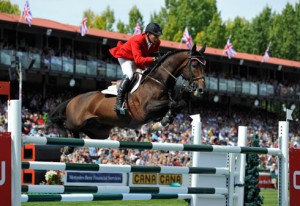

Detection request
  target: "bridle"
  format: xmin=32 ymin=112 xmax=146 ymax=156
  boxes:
xmin=182 ymin=54 xmax=206 ymax=93
xmin=143 ymin=50 xmax=206 ymax=93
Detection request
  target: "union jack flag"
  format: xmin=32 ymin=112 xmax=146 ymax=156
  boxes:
xmin=182 ymin=27 xmax=193 ymax=49
xmin=224 ymin=35 xmax=236 ymax=59
xmin=133 ymin=20 xmax=142 ymax=35
xmin=80 ymin=17 xmax=88 ymax=36
xmin=262 ymin=46 xmax=270 ymax=62
xmin=23 ymin=0 xmax=32 ymax=26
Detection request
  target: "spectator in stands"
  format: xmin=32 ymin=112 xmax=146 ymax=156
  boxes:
xmin=109 ymin=22 xmax=162 ymax=114
xmin=270 ymin=163 xmax=278 ymax=189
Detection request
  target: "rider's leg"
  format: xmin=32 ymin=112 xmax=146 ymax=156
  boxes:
xmin=114 ymin=58 xmax=135 ymax=114
xmin=114 ymin=74 xmax=131 ymax=112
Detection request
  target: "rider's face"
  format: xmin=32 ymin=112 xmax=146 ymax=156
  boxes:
xmin=148 ymin=33 xmax=159 ymax=44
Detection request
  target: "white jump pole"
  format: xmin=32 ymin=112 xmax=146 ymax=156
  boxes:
xmin=8 ymin=100 xmax=21 ymax=206
xmin=278 ymin=121 xmax=289 ymax=206
xmin=190 ymin=114 xmax=201 ymax=206
xmin=236 ymin=126 xmax=247 ymax=206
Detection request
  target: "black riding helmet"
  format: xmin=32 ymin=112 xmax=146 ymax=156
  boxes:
xmin=145 ymin=23 xmax=162 ymax=36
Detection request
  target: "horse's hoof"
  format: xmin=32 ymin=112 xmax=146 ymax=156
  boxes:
xmin=161 ymin=117 xmax=170 ymax=127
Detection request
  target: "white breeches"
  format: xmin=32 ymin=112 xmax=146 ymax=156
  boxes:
xmin=118 ymin=58 xmax=137 ymax=80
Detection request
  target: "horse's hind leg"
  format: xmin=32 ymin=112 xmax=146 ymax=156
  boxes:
xmin=79 ymin=117 xmax=112 ymax=140
xmin=62 ymin=131 xmax=79 ymax=155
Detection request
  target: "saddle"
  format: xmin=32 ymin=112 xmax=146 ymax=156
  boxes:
xmin=101 ymin=69 xmax=144 ymax=96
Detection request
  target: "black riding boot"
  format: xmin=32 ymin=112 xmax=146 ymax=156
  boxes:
xmin=114 ymin=75 xmax=131 ymax=115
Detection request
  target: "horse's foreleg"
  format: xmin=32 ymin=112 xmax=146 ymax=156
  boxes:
xmin=161 ymin=100 xmax=186 ymax=127
xmin=161 ymin=109 xmax=174 ymax=127
xmin=161 ymin=100 xmax=176 ymax=127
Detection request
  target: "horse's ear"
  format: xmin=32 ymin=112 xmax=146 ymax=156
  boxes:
xmin=199 ymin=43 xmax=206 ymax=54
xmin=192 ymin=44 xmax=196 ymax=52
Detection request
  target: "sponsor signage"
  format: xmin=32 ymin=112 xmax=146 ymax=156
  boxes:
xmin=64 ymin=171 xmax=126 ymax=186
xmin=257 ymin=173 xmax=273 ymax=189
xmin=132 ymin=173 xmax=182 ymax=185
xmin=67 ymin=172 xmax=122 ymax=183
xmin=0 ymin=132 xmax=11 ymax=206
xmin=290 ymin=148 xmax=300 ymax=206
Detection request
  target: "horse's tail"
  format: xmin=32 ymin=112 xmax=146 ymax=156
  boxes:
xmin=46 ymin=99 xmax=71 ymax=136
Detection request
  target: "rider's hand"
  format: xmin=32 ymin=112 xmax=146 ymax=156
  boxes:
xmin=153 ymin=56 xmax=162 ymax=62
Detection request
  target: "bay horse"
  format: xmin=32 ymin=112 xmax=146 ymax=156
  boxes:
xmin=47 ymin=44 xmax=206 ymax=141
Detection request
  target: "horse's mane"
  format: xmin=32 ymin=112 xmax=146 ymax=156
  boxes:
xmin=161 ymin=49 xmax=188 ymax=62
xmin=152 ymin=49 xmax=189 ymax=71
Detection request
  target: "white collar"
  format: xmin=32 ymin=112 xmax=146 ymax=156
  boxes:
xmin=146 ymin=37 xmax=152 ymax=49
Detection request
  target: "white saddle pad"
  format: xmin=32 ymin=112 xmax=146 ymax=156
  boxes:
xmin=101 ymin=73 xmax=142 ymax=96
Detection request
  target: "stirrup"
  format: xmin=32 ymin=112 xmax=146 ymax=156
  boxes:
xmin=116 ymin=107 xmax=128 ymax=115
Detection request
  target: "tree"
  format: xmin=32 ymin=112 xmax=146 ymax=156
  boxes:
xmin=200 ymin=12 xmax=226 ymax=48
xmin=86 ymin=6 xmax=115 ymax=31
xmin=0 ymin=0 xmax=20 ymax=15
xmin=225 ymin=17 xmax=251 ymax=53
xmin=82 ymin=9 xmax=96 ymax=28
xmin=295 ymin=2 xmax=300 ymax=61
xmin=270 ymin=3 xmax=298 ymax=60
xmin=116 ymin=20 xmax=126 ymax=34
xmin=246 ymin=7 xmax=274 ymax=55
xmin=151 ymin=0 xmax=218 ymax=42
xmin=126 ymin=6 xmax=144 ymax=35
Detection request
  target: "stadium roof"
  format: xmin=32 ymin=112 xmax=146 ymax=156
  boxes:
xmin=1 ymin=13 xmax=300 ymax=69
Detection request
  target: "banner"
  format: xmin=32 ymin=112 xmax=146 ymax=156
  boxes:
xmin=290 ymin=148 xmax=300 ymax=206
xmin=0 ymin=132 xmax=11 ymax=206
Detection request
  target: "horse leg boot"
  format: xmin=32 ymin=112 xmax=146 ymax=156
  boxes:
xmin=114 ymin=75 xmax=131 ymax=115
xmin=161 ymin=109 xmax=174 ymax=127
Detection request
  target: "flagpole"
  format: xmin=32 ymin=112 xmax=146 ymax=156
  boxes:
xmin=178 ymin=40 xmax=182 ymax=49
xmin=268 ymin=41 xmax=272 ymax=48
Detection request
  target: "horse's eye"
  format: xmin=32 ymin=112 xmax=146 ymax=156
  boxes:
xmin=191 ymin=64 xmax=198 ymax=68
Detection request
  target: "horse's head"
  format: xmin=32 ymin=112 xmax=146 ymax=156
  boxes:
xmin=145 ymin=44 xmax=206 ymax=98
xmin=181 ymin=44 xmax=206 ymax=97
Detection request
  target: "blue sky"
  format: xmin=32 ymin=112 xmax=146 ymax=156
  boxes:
xmin=10 ymin=0 xmax=299 ymax=28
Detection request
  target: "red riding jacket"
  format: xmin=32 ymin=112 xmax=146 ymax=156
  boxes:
xmin=109 ymin=33 xmax=161 ymax=70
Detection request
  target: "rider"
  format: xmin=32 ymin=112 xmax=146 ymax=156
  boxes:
xmin=109 ymin=22 xmax=163 ymax=115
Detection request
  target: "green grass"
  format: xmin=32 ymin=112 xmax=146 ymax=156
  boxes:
xmin=22 ymin=189 xmax=278 ymax=206
xmin=261 ymin=189 xmax=278 ymax=206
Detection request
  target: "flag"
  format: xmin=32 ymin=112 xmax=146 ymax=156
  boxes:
xmin=286 ymin=109 xmax=293 ymax=121
xmin=182 ymin=27 xmax=193 ymax=49
xmin=80 ymin=17 xmax=88 ymax=36
xmin=224 ymin=35 xmax=236 ymax=59
xmin=133 ymin=20 xmax=142 ymax=35
xmin=23 ymin=0 xmax=32 ymax=26
xmin=262 ymin=46 xmax=270 ymax=62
